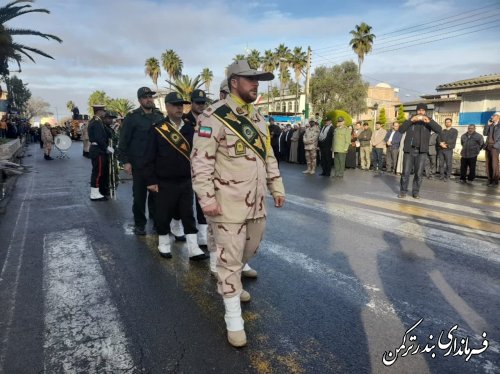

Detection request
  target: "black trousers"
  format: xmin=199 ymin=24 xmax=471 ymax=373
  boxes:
xmin=460 ymin=157 xmax=477 ymax=181
xmin=400 ymin=148 xmax=426 ymax=194
xmin=320 ymin=146 xmax=332 ymax=175
xmin=154 ymin=179 xmax=197 ymax=236
xmin=132 ymin=167 xmax=156 ymax=228
xmin=438 ymin=149 xmax=453 ymax=179
xmin=424 ymin=154 xmax=437 ymax=177
xmin=91 ymin=154 xmax=109 ymax=195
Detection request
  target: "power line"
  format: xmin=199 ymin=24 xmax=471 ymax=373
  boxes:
xmin=312 ymin=13 xmax=500 ymax=63
xmin=311 ymin=23 xmax=500 ymax=67
xmin=312 ymin=2 xmax=499 ymax=53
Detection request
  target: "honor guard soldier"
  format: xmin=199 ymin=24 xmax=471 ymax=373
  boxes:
xmin=144 ymin=92 xmax=208 ymax=261
xmin=118 ymin=87 xmax=164 ymax=235
xmin=88 ymin=105 xmax=113 ymax=201
xmin=191 ymin=60 xmax=285 ymax=347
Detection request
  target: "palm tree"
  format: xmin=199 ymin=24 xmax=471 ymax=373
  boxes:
xmin=166 ymin=74 xmax=204 ymax=102
xmin=233 ymin=54 xmax=245 ymax=62
xmin=261 ymin=50 xmax=277 ymax=73
xmin=107 ymin=98 xmax=135 ymax=117
xmin=290 ymin=47 xmax=307 ymax=115
xmin=349 ymin=22 xmax=375 ymax=73
xmin=161 ymin=49 xmax=183 ymax=89
xmin=274 ymin=44 xmax=292 ymax=98
xmin=246 ymin=49 xmax=261 ymax=70
xmin=200 ymin=68 xmax=213 ymax=95
xmin=66 ymin=100 xmax=75 ymax=112
xmin=144 ymin=57 xmax=161 ymax=92
xmin=0 ymin=0 xmax=62 ymax=77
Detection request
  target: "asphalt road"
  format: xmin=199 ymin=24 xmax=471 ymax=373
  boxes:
xmin=0 ymin=142 xmax=499 ymax=374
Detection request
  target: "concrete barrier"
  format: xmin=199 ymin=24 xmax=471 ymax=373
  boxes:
xmin=0 ymin=138 xmax=22 ymax=161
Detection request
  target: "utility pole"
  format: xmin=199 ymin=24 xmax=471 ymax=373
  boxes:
xmin=304 ymin=46 xmax=311 ymax=119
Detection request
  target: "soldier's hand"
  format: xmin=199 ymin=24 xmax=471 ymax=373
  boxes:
xmin=274 ymin=195 xmax=285 ymax=208
xmin=203 ymin=202 xmax=222 ymax=216
xmin=124 ymin=163 xmax=132 ymax=175
xmin=147 ymin=184 xmax=159 ymax=193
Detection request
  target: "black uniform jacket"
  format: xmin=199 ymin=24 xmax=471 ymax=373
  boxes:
xmin=143 ymin=117 xmax=193 ymax=186
xmin=88 ymin=117 xmax=110 ymax=157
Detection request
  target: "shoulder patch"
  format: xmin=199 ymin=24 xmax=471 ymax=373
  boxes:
xmin=202 ymin=99 xmax=226 ymax=118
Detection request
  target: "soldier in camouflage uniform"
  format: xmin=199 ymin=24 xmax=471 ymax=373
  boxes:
xmin=302 ymin=120 xmax=320 ymax=174
xmin=41 ymin=123 xmax=54 ymax=160
xmin=191 ymin=60 xmax=285 ymax=347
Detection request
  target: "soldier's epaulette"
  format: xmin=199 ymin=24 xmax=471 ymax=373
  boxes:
xmin=201 ymin=99 xmax=226 ymax=118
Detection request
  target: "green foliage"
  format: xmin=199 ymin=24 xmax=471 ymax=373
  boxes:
xmin=324 ymin=110 xmax=352 ymax=127
xmin=87 ymin=90 xmax=110 ymax=114
xmin=261 ymin=49 xmax=277 ymax=73
xmin=145 ymin=57 xmax=161 ymax=90
xmin=200 ymin=68 xmax=213 ymax=94
xmin=349 ymin=22 xmax=375 ymax=72
xmin=161 ymin=49 xmax=183 ymax=87
xmin=233 ymin=54 xmax=246 ymax=62
xmin=397 ymin=104 xmax=406 ymax=122
xmin=246 ymin=49 xmax=261 ymax=70
xmin=166 ymin=74 xmax=204 ymax=101
xmin=66 ymin=100 xmax=75 ymax=112
xmin=107 ymin=98 xmax=135 ymax=117
xmin=5 ymin=75 xmax=31 ymax=113
xmin=377 ymin=107 xmax=387 ymax=125
xmin=310 ymin=61 xmax=367 ymax=116
xmin=0 ymin=1 xmax=62 ymax=78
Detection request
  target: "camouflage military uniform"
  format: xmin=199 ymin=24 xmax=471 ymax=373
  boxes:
xmin=303 ymin=124 xmax=320 ymax=174
xmin=41 ymin=124 xmax=53 ymax=157
xmin=191 ymin=95 xmax=285 ymax=298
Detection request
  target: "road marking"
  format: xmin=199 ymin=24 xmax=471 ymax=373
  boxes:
xmin=284 ymin=194 xmax=500 ymax=264
xmin=43 ymin=228 xmax=135 ymax=373
xmin=356 ymin=197 xmax=500 ymax=234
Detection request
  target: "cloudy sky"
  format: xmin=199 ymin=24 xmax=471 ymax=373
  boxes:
xmin=6 ymin=0 xmax=500 ymax=118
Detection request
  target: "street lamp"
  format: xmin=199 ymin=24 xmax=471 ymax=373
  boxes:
xmin=372 ymin=102 xmax=379 ymax=127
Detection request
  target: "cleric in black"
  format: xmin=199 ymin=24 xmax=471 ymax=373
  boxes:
xmin=144 ymin=92 xmax=208 ymax=260
xmin=398 ymin=103 xmax=442 ymax=199
xmin=88 ymin=105 xmax=112 ymax=201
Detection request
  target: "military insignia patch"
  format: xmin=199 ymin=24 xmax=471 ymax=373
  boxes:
xmin=225 ymin=112 xmax=238 ymax=122
xmin=235 ymin=140 xmax=245 ymax=155
xmin=198 ymin=126 xmax=212 ymax=138
xmin=236 ymin=107 xmax=244 ymax=115
xmin=161 ymin=124 xmax=170 ymax=131
xmin=242 ymin=125 xmax=255 ymax=139
xmin=171 ymin=133 xmax=180 ymax=143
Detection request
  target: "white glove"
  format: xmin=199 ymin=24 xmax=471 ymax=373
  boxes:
xmin=107 ymin=146 xmax=114 ymax=154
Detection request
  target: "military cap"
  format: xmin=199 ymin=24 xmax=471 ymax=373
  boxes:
xmin=226 ymin=59 xmax=274 ymax=81
xmin=191 ymin=89 xmax=208 ymax=103
xmin=137 ymin=87 xmax=156 ymax=98
xmin=165 ymin=91 xmax=190 ymax=105
xmin=104 ymin=111 xmax=117 ymax=118
xmin=220 ymin=80 xmax=229 ymax=93
xmin=337 ymin=116 xmax=345 ymax=122
xmin=92 ymin=104 xmax=106 ymax=113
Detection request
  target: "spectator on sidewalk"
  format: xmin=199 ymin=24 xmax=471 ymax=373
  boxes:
xmin=358 ymin=122 xmax=372 ymax=170
xmin=383 ymin=122 xmax=402 ymax=173
xmin=483 ymin=112 xmax=500 ymax=187
xmin=371 ymin=121 xmax=387 ymax=172
xmin=424 ymin=131 xmax=438 ymax=179
xmin=459 ymin=124 xmax=484 ymax=183
xmin=437 ymin=118 xmax=458 ymax=181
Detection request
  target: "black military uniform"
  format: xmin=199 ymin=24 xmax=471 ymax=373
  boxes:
xmin=182 ymin=89 xmax=208 ymax=246
xmin=144 ymin=92 xmax=207 ymax=260
xmin=88 ymin=105 xmax=111 ymax=201
xmin=118 ymin=87 xmax=164 ymax=232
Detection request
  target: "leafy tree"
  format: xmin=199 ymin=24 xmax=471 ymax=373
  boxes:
xmin=0 ymin=0 xmax=62 ymax=77
xmin=25 ymin=97 xmax=52 ymax=120
xmin=310 ymin=61 xmax=367 ymax=116
xmin=5 ymin=75 xmax=30 ymax=112
xmin=324 ymin=109 xmax=352 ymax=127
xmin=145 ymin=57 xmax=161 ymax=91
xmin=278 ymin=69 xmax=291 ymax=93
xmin=166 ymin=74 xmax=204 ymax=101
xmin=161 ymin=49 xmax=183 ymax=89
xmin=287 ymin=80 xmax=301 ymax=96
xmin=87 ymin=90 xmax=110 ymax=114
xmin=397 ymin=104 xmax=406 ymax=122
xmin=200 ymin=68 xmax=213 ymax=94
xmin=290 ymin=47 xmax=307 ymax=115
xmin=246 ymin=49 xmax=261 ymax=69
xmin=233 ymin=54 xmax=245 ymax=62
xmin=349 ymin=22 xmax=375 ymax=73
xmin=274 ymin=44 xmax=292 ymax=97
xmin=377 ymin=107 xmax=387 ymax=125
xmin=261 ymin=49 xmax=277 ymax=73
xmin=107 ymin=98 xmax=135 ymax=117
xmin=66 ymin=100 xmax=75 ymax=112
